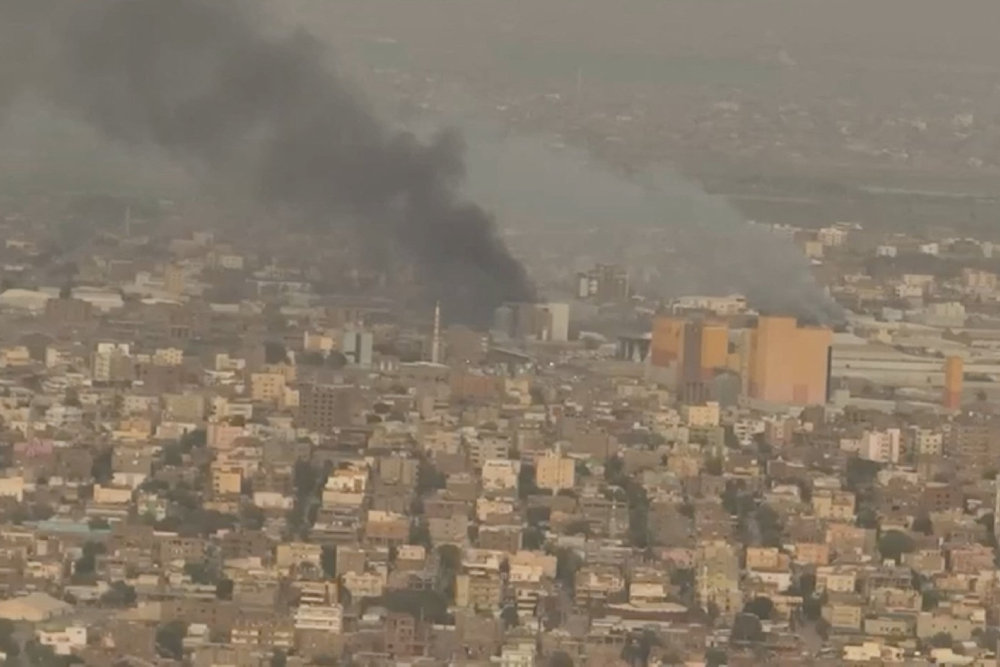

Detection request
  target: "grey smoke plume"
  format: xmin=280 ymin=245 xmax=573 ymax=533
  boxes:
xmin=5 ymin=0 xmax=534 ymax=323
xmin=454 ymin=124 xmax=844 ymax=323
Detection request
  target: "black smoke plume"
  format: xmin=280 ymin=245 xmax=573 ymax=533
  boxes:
xmin=4 ymin=0 xmax=535 ymax=323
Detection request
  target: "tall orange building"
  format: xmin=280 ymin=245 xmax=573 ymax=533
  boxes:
xmin=943 ymin=356 xmax=963 ymax=410
xmin=651 ymin=316 xmax=686 ymax=368
xmin=748 ymin=316 xmax=832 ymax=406
xmin=651 ymin=315 xmax=730 ymax=402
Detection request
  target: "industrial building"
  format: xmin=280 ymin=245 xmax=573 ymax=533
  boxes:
xmin=747 ymin=316 xmax=832 ymax=406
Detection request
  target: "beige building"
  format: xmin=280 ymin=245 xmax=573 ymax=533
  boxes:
xmin=211 ymin=466 xmax=242 ymax=497
xmin=812 ymin=489 xmax=856 ymax=521
xmin=251 ymin=372 xmax=287 ymax=404
xmin=535 ymin=450 xmax=575 ymax=492
xmin=455 ymin=573 xmax=503 ymax=610
xmin=682 ymin=402 xmax=720 ymax=428
xmin=822 ymin=597 xmax=863 ymax=631
xmin=276 ymin=542 xmax=323 ymax=571
xmin=481 ymin=459 xmax=520 ymax=492
xmin=153 ymin=347 xmax=184 ymax=366
xmin=816 ymin=566 xmax=857 ymax=594
xmin=793 ymin=542 xmax=830 ymax=566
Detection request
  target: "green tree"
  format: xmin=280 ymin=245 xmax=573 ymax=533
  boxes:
xmin=155 ymin=621 xmax=187 ymax=660
xmin=216 ymin=578 xmax=234 ymax=600
xmin=796 ymin=573 xmax=816 ymax=598
xmin=0 ymin=618 xmax=20 ymax=660
xmin=321 ymin=546 xmax=337 ymax=579
xmin=437 ymin=544 xmax=461 ymax=599
xmin=845 ymin=457 xmax=881 ymax=491
xmin=180 ymin=428 xmax=207 ymax=449
xmin=416 ymin=459 xmax=447 ymax=494
xmin=184 ymin=561 xmax=219 ymax=585
xmin=604 ymin=456 xmax=624 ymax=482
xmin=730 ymin=613 xmax=764 ymax=643
xmin=856 ymin=507 xmax=879 ymax=529
xmin=555 ymin=548 xmax=582 ymax=593
xmin=548 ymin=651 xmax=574 ymax=667
xmin=501 ymin=605 xmax=519 ymax=629
xmin=408 ymin=521 xmax=431 ymax=548
xmin=802 ymin=593 xmax=825 ymax=621
xmin=101 ymin=581 xmax=137 ymax=607
xmin=525 ymin=505 xmax=551 ymax=527
xmin=88 ymin=517 xmax=110 ymax=530
xmin=91 ymin=448 xmax=113 ymax=484
xmin=298 ymin=351 xmax=326 ymax=366
xmin=523 ymin=526 xmax=544 ymax=550
xmin=756 ymin=504 xmax=784 ymax=547
xmin=929 ymin=632 xmax=954 ymax=648
xmin=438 ymin=544 xmax=461 ymax=572
xmin=703 ymin=456 xmax=724 ymax=476
xmin=379 ymin=589 xmax=450 ymax=624
xmin=24 ymin=639 xmax=63 ymax=667
xmin=74 ymin=541 xmax=106 ymax=576
xmin=518 ymin=464 xmax=540 ymax=498
xmin=743 ymin=596 xmax=774 ymax=621
xmin=912 ymin=514 xmax=933 ymax=535
xmin=705 ymin=647 xmax=727 ymax=667
xmin=878 ymin=530 xmax=916 ymax=564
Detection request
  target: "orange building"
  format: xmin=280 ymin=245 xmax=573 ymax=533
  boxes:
xmin=943 ymin=356 xmax=963 ymax=410
xmin=651 ymin=316 xmax=686 ymax=367
xmin=651 ymin=315 xmax=729 ymax=402
xmin=748 ymin=316 xmax=832 ymax=406
xmin=700 ymin=321 xmax=729 ymax=373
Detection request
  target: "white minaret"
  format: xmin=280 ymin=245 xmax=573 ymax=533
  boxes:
xmin=431 ymin=301 xmax=441 ymax=364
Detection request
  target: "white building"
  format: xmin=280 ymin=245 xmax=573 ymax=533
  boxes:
xmin=876 ymin=245 xmax=898 ymax=258
xmin=342 ymin=330 xmax=373 ymax=367
xmin=859 ymin=429 xmax=901 ymax=464
xmin=93 ymin=342 xmax=131 ymax=382
xmin=818 ymin=226 xmax=848 ymax=247
xmin=674 ymin=294 xmax=748 ymax=316
xmin=919 ymin=242 xmax=940 ymax=256
xmin=36 ymin=625 xmax=87 ymax=656
xmin=540 ymin=303 xmax=570 ymax=342
xmin=294 ymin=604 xmax=343 ymax=633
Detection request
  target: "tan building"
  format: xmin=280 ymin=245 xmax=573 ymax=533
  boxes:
xmin=276 ymin=542 xmax=322 ymax=570
xmin=455 ymin=573 xmax=503 ymax=610
xmin=251 ymin=372 xmax=287 ymax=404
xmin=211 ymin=466 xmax=242 ymax=497
xmin=535 ymin=449 xmax=575 ymax=492
xmin=816 ymin=566 xmax=857 ymax=594
xmin=822 ymin=596 xmax=863 ymax=631
xmin=574 ymin=565 xmax=625 ymax=605
xmin=792 ymin=542 xmax=830 ymax=566
xmin=364 ymin=510 xmax=409 ymax=548
xmin=812 ymin=489 xmax=856 ymax=521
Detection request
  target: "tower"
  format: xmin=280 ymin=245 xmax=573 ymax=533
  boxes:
xmin=943 ymin=356 xmax=963 ymax=411
xmin=431 ymin=301 xmax=441 ymax=364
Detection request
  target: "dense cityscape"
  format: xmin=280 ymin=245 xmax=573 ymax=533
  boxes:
xmin=0 ymin=198 xmax=997 ymax=667
xmin=3 ymin=1 xmax=1000 ymax=667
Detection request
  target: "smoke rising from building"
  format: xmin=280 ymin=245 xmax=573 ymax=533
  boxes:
xmin=456 ymin=125 xmax=844 ymax=323
xmin=2 ymin=0 xmax=535 ymax=324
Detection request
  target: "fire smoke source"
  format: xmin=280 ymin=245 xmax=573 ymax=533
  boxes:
xmin=8 ymin=0 xmax=535 ymax=323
